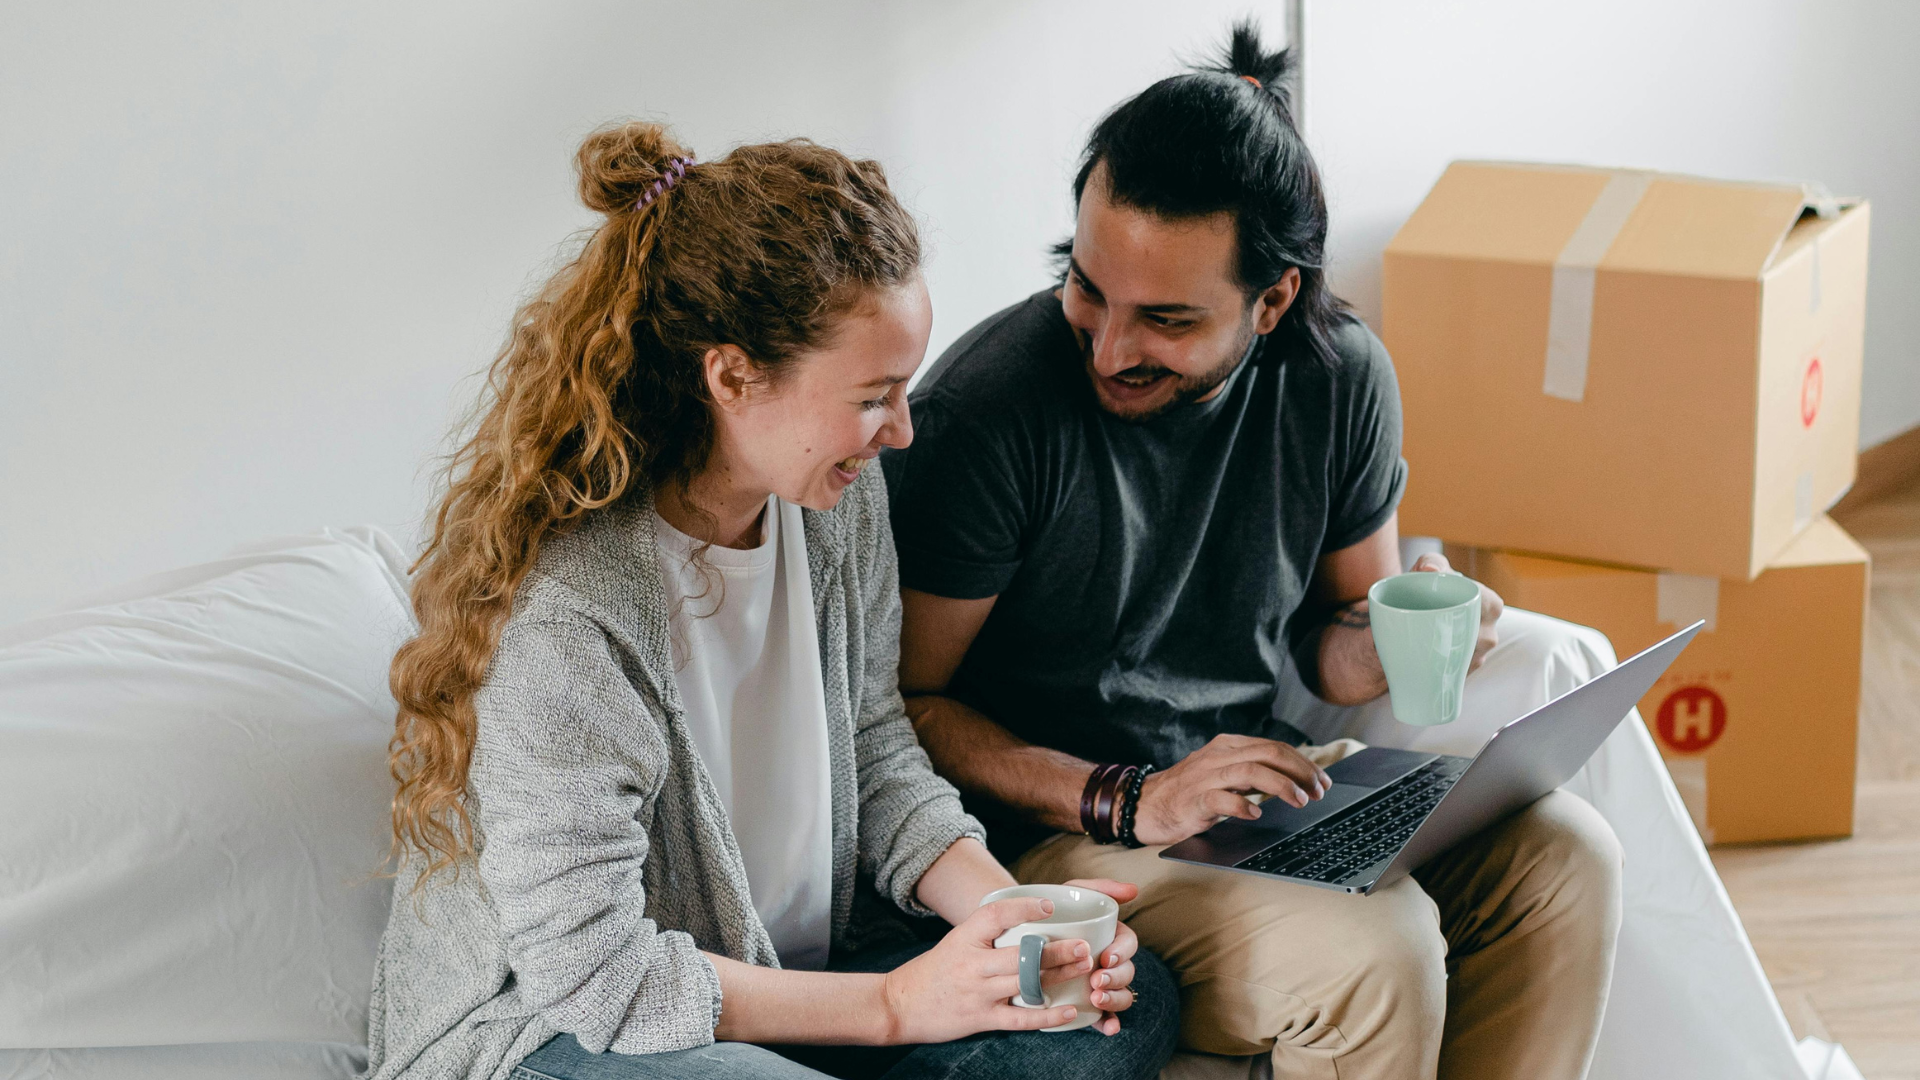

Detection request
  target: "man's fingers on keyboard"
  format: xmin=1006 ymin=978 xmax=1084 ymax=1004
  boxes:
xmin=1234 ymin=743 xmax=1330 ymax=794
xmin=1206 ymin=789 xmax=1264 ymax=818
xmin=1221 ymin=762 xmax=1315 ymax=803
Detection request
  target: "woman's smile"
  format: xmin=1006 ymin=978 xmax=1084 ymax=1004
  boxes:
xmin=831 ymin=453 xmax=875 ymax=486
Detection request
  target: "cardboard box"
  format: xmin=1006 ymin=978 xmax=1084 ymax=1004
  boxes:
xmin=1448 ymin=517 xmax=1869 ymax=845
xmin=1387 ymin=161 xmax=1870 ymax=580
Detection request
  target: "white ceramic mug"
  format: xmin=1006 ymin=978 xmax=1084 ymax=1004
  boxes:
xmin=979 ymin=883 xmax=1118 ymax=1032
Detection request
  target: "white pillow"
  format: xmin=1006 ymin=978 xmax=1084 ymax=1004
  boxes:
xmin=0 ymin=528 xmax=414 ymax=1049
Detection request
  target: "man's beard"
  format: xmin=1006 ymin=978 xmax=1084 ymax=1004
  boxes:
xmin=1080 ymin=313 xmax=1258 ymax=423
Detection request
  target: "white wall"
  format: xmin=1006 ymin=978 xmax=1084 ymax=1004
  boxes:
xmin=867 ymin=2 xmax=1267 ymax=371
xmin=0 ymin=0 xmax=898 ymax=624
xmin=4 ymin=0 xmax=1918 ymax=625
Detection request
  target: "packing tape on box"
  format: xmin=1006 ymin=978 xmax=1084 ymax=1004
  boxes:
xmin=1656 ymin=572 xmax=1720 ymax=632
xmin=1809 ymin=235 xmax=1822 ymax=313
xmin=1543 ymin=171 xmax=1655 ymax=402
xmin=1663 ymin=756 xmax=1713 ymax=844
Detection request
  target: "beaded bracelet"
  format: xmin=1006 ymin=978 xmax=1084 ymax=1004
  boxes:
xmin=1118 ymin=764 xmax=1156 ymax=848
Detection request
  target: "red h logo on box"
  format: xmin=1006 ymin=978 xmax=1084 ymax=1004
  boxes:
xmin=1802 ymin=356 xmax=1823 ymax=428
xmin=1656 ymin=686 xmax=1728 ymax=753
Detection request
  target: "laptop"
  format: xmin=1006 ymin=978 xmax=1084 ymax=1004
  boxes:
xmin=1160 ymin=621 xmax=1703 ymax=894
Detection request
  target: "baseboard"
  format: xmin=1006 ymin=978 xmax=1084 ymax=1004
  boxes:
xmin=1833 ymin=424 xmax=1920 ymax=517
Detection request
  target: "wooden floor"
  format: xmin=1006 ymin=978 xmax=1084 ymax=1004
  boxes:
xmin=1709 ymin=477 xmax=1920 ymax=1080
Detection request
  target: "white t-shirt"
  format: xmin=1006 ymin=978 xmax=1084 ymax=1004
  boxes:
xmin=652 ymin=497 xmax=835 ymax=970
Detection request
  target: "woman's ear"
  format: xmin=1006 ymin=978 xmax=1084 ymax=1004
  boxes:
xmin=700 ymin=345 xmax=757 ymax=410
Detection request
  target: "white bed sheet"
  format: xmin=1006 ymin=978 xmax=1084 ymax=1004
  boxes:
xmin=0 ymin=528 xmax=415 ymax=1050
xmin=1 ymin=530 xmax=1810 ymax=1079
xmin=0 ymin=1042 xmax=364 ymax=1080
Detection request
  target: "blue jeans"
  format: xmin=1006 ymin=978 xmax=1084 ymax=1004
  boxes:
xmin=511 ymin=939 xmax=1179 ymax=1080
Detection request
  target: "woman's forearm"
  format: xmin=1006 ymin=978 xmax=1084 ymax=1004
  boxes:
xmin=912 ymin=836 xmax=1016 ymax=926
xmin=705 ymin=953 xmax=896 ymax=1045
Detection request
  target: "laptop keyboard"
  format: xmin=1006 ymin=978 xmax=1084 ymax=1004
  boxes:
xmin=1235 ymin=758 xmax=1469 ymax=884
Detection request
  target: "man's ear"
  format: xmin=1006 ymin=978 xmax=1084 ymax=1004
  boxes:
xmin=700 ymin=345 xmax=757 ymax=409
xmin=1251 ymin=267 xmax=1301 ymax=336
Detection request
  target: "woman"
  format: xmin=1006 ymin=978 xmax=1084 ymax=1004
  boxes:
xmin=363 ymin=121 xmax=1178 ymax=1080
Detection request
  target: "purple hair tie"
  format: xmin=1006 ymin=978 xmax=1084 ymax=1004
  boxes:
xmin=634 ymin=156 xmax=694 ymax=213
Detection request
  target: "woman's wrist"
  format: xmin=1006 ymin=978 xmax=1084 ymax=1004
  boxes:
xmin=912 ymin=837 xmax=1015 ymax=924
xmin=873 ymin=968 xmax=909 ymax=1045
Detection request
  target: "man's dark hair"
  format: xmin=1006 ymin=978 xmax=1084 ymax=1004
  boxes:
xmin=1060 ymin=19 xmax=1349 ymax=368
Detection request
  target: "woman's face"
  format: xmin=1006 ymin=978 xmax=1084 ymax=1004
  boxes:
xmin=709 ymin=277 xmax=930 ymax=512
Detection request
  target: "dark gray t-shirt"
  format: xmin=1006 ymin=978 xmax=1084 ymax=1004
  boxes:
xmin=882 ymin=289 xmax=1406 ymax=858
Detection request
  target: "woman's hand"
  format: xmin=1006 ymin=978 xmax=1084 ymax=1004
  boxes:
xmin=879 ymin=894 xmax=1099 ymax=1043
xmin=1062 ymin=878 xmax=1141 ymax=1036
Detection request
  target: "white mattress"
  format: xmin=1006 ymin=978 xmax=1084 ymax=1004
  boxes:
xmin=0 ymin=529 xmax=1812 ymax=1080
xmin=0 ymin=1042 xmax=364 ymax=1080
xmin=0 ymin=528 xmax=415 ymax=1054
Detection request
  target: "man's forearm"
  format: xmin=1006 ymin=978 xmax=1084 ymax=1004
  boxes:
xmin=1314 ymin=600 xmax=1388 ymax=706
xmin=904 ymin=694 xmax=1093 ymax=835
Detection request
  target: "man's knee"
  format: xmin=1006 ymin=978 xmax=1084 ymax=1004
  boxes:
xmin=1176 ymin=877 xmax=1447 ymax=1058
xmin=1481 ymin=607 xmax=1618 ymax=693
xmin=1514 ymin=790 xmax=1625 ymax=933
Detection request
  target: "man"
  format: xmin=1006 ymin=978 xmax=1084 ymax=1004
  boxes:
xmin=881 ymin=23 xmax=1624 ymax=1080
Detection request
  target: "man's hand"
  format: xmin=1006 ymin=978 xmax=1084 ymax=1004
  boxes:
xmin=1405 ymin=552 xmax=1503 ymax=671
xmin=1132 ymin=734 xmax=1333 ymax=847
xmin=1310 ymin=519 xmax=1507 ymax=704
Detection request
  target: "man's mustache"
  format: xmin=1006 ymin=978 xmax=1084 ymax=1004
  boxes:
xmin=1074 ymin=332 xmax=1175 ymax=383
xmin=1100 ymin=363 xmax=1176 ymax=382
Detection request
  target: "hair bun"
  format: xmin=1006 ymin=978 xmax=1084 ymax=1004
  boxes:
xmin=576 ymin=121 xmax=696 ymax=215
xmin=1210 ymin=18 xmax=1296 ymax=119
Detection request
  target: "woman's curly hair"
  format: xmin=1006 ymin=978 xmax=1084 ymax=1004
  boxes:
xmin=387 ymin=120 xmax=920 ymax=885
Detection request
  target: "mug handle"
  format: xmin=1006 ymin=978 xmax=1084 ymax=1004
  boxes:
xmin=1017 ymin=934 xmax=1045 ymax=1007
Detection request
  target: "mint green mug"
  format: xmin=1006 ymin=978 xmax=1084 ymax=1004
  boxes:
xmin=1368 ymin=571 xmax=1482 ymax=726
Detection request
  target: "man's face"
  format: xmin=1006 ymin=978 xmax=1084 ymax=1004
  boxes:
xmin=1060 ymin=164 xmax=1295 ymax=422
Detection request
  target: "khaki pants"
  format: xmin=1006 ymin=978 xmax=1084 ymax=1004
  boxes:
xmin=1012 ymin=742 xmax=1623 ymax=1080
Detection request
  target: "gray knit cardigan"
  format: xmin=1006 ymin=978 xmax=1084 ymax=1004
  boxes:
xmin=360 ymin=468 xmax=986 ymax=1080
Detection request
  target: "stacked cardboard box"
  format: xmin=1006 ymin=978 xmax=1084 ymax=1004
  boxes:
xmin=1384 ymin=161 xmax=1873 ymax=844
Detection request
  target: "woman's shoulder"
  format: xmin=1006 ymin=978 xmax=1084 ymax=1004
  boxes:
xmin=514 ymin=501 xmax=659 ymax=614
xmin=495 ymin=500 xmax=675 ymax=681
xmin=478 ymin=505 xmax=674 ymax=758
